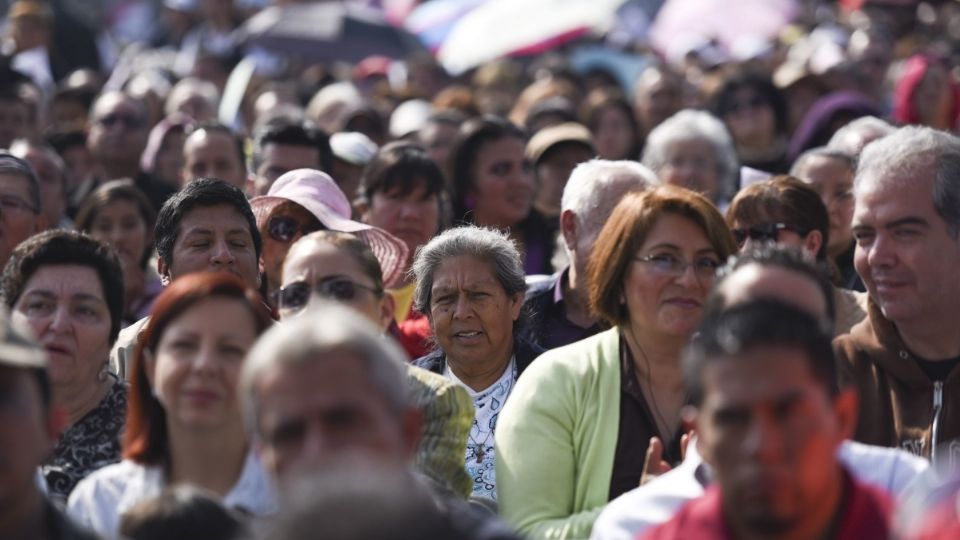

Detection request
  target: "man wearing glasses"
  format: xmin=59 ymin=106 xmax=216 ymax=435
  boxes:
xmin=0 ymin=152 xmax=46 ymax=269
xmin=85 ymin=91 xmax=176 ymax=213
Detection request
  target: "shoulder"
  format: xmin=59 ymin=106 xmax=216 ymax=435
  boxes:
xmin=67 ymin=460 xmax=153 ymax=530
xmin=521 ymin=328 xmax=620 ymax=380
xmin=407 ymin=365 xmax=473 ymax=410
xmin=839 ymin=441 xmax=929 ymax=496
xmin=413 ymin=349 xmax=446 ymax=374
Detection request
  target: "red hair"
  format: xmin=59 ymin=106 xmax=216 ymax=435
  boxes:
xmin=123 ymin=272 xmax=273 ymax=464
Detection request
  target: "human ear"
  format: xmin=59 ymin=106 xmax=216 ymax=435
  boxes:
xmin=804 ymin=230 xmax=824 ymax=258
xmin=832 ymin=388 xmax=859 ymax=442
xmin=158 ymin=257 xmax=171 ymax=286
xmin=560 ymin=210 xmax=578 ymax=252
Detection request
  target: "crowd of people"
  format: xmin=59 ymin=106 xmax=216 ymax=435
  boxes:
xmin=2 ymin=0 xmax=960 ymax=539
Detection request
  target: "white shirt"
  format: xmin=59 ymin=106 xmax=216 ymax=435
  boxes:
xmin=590 ymin=439 xmax=929 ymax=540
xmin=67 ymin=451 xmax=276 ymax=537
xmin=444 ymin=356 xmax=517 ymax=501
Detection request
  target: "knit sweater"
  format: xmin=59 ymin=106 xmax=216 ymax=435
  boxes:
xmin=495 ymin=328 xmax=623 ymax=539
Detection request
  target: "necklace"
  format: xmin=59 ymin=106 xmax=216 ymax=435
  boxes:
xmin=626 ymin=326 xmax=672 ymax=440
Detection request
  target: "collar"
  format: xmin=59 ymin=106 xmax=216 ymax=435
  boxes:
xmin=552 ymin=267 xmax=570 ymax=305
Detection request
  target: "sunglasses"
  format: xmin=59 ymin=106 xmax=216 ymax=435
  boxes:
xmin=274 ymin=277 xmax=382 ymax=313
xmin=96 ymin=113 xmax=144 ymax=130
xmin=732 ymin=222 xmax=809 ymax=247
xmin=267 ymin=216 xmax=324 ymax=243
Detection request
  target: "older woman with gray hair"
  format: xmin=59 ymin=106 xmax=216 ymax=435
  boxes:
xmin=641 ymin=109 xmax=739 ymax=205
xmin=412 ymin=226 xmax=544 ymax=502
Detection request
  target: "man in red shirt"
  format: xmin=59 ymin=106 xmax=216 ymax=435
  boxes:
xmin=642 ymin=300 xmax=892 ymax=540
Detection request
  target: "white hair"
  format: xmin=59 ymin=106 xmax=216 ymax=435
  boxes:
xmin=560 ymin=159 xmax=659 ymax=235
xmin=641 ymin=109 xmax=739 ymax=201
xmin=856 ymin=126 xmax=960 ymax=237
xmin=826 ymin=116 xmax=895 ymax=156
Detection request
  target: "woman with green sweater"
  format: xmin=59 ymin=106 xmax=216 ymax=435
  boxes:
xmin=494 ymin=185 xmax=737 ymax=539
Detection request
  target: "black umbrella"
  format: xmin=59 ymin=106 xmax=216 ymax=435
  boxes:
xmin=235 ymin=3 xmax=428 ymax=64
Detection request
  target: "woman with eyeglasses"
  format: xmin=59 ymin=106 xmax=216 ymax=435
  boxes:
xmin=495 ymin=185 xmax=736 ymax=539
xmin=75 ymin=180 xmax=161 ymax=328
xmin=726 ymin=175 xmax=867 ymax=335
xmin=2 ymin=230 xmax=126 ymax=505
xmin=250 ymin=168 xmax=407 ymax=306
xmin=67 ymin=272 xmax=276 ymax=537
xmin=276 ymin=229 xmax=477 ymax=501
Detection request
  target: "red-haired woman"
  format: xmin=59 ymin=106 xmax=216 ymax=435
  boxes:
xmin=67 ymin=272 xmax=275 ymax=537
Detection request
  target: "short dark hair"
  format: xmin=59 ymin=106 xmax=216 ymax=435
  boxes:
xmin=360 ymin=141 xmax=445 ymax=203
xmin=684 ymin=300 xmax=838 ymax=406
xmin=709 ymin=244 xmax=836 ymax=325
xmin=154 ymin=178 xmax=262 ymax=270
xmin=0 ymin=230 xmax=124 ymax=345
xmin=251 ymin=118 xmax=333 ymax=173
xmin=119 ymin=486 xmax=248 ymax=540
xmin=726 ymin=175 xmax=830 ymax=261
xmin=447 ymin=115 xmax=527 ymax=223
xmin=75 ymin=180 xmax=157 ymax=269
xmin=708 ymin=70 xmax=789 ymax=137
xmin=186 ymin=123 xmax=246 ymax=170
xmin=0 ymin=152 xmax=42 ymax=213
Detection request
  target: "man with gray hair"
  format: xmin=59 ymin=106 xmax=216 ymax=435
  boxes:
xmin=523 ymin=159 xmax=657 ymax=350
xmin=835 ymin=126 xmax=960 ymax=460
xmin=240 ymin=302 xmax=521 ymax=540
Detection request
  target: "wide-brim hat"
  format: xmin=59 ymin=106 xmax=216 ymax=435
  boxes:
xmin=250 ymin=168 xmax=409 ymax=288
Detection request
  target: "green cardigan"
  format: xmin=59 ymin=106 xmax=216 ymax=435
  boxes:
xmin=495 ymin=328 xmax=622 ymax=539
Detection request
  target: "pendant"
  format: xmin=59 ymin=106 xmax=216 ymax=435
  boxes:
xmin=474 ymin=445 xmax=486 ymax=463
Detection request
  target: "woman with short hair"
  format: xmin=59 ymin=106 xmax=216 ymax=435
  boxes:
xmin=2 ymin=229 xmax=125 ymax=503
xmin=412 ymin=226 xmax=544 ymax=501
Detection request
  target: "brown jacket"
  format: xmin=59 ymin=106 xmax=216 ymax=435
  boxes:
xmin=834 ymin=299 xmax=960 ymax=460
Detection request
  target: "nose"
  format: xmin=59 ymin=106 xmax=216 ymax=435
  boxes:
xmin=192 ymin=343 xmax=218 ymax=375
xmin=49 ymin=305 xmax=72 ymax=333
xmin=865 ymin=232 xmax=896 ymax=270
xmin=743 ymin=413 xmax=784 ymax=464
xmin=675 ymin=261 xmax=701 ymax=288
xmin=451 ymin=294 xmax=473 ymax=320
xmin=210 ymin=238 xmax=237 ymax=268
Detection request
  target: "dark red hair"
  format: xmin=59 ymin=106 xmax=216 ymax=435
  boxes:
xmin=123 ymin=272 xmax=273 ymax=464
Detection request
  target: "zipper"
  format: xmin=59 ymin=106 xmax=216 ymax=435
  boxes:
xmin=931 ymin=380 xmax=944 ymax=462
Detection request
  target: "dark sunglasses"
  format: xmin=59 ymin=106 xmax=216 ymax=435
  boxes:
xmin=732 ymin=222 xmax=809 ymax=248
xmin=267 ymin=216 xmax=324 ymax=243
xmin=274 ymin=277 xmax=382 ymax=313
xmin=96 ymin=113 xmax=144 ymax=130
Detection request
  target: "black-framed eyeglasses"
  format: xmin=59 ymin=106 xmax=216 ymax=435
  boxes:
xmin=267 ymin=216 xmax=324 ymax=243
xmin=634 ymin=253 xmax=721 ymax=280
xmin=732 ymin=223 xmax=809 ymax=248
xmin=96 ymin=113 xmax=144 ymax=130
xmin=274 ymin=277 xmax=382 ymax=313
